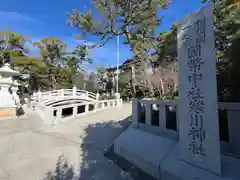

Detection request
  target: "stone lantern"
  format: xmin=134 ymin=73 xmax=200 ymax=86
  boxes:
xmin=0 ymin=63 xmax=20 ymax=118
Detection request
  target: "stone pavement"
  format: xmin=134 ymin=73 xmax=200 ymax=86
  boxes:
xmin=0 ymin=104 xmax=133 ymax=180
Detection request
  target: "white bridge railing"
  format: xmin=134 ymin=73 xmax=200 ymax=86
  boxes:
xmin=36 ymin=98 xmax=122 ymax=125
xmin=32 ymin=86 xmax=99 ymax=103
xmin=29 ymin=87 xmax=123 ymax=125
xmin=132 ymin=99 xmax=240 ymax=158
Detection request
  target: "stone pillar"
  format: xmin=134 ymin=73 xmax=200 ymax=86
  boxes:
xmin=132 ymin=99 xmax=140 ymax=128
xmin=145 ymin=104 xmax=152 ymax=125
xmin=159 ymin=104 xmax=166 ymax=129
xmin=177 ymin=3 xmax=221 ymax=175
xmin=227 ymin=110 xmax=240 ymax=156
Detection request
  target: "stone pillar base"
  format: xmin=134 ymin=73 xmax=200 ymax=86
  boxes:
xmin=0 ymin=107 xmax=17 ymax=117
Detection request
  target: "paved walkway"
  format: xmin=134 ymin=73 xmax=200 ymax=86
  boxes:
xmin=0 ymin=104 xmax=133 ymax=180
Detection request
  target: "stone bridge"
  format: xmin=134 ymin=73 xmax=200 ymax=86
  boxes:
xmin=29 ymin=87 xmax=122 ymax=126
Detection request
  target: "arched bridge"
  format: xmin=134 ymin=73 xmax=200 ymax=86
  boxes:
xmin=32 ymin=87 xmax=99 ymax=105
xmin=30 ymin=87 xmax=122 ymax=126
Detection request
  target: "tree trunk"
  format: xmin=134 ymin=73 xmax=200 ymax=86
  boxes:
xmin=160 ymin=75 xmax=165 ymax=95
xmin=51 ymin=74 xmax=57 ymax=90
xmin=143 ymin=61 xmax=154 ymax=97
xmin=131 ymin=65 xmax=136 ymax=95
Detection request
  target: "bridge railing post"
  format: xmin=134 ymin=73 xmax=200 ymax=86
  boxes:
xmin=93 ymin=102 xmax=97 ymax=112
xmin=86 ymin=91 xmax=89 ymax=99
xmin=117 ymin=99 xmax=122 ymax=107
xmin=73 ymin=105 xmax=77 ymax=117
xmin=85 ymin=104 xmax=89 ymax=113
xmin=60 ymin=89 xmax=64 ymax=96
xmin=115 ymin=93 xmax=120 ymax=99
xmin=53 ymin=109 xmax=62 ymax=126
xmin=37 ymin=91 xmax=41 ymax=102
xmin=96 ymin=93 xmax=99 ymax=100
xmin=73 ymin=86 xmax=77 ymax=97
xmin=132 ymin=99 xmax=140 ymax=128
xmin=32 ymin=92 xmax=37 ymax=101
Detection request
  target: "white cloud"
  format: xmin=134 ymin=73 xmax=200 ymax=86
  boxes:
xmin=0 ymin=11 xmax=40 ymax=25
xmin=0 ymin=10 xmax=43 ymax=40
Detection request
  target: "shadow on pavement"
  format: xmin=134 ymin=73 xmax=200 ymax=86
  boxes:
xmin=44 ymin=115 xmax=136 ymax=180
xmin=44 ymin=155 xmax=76 ymax=180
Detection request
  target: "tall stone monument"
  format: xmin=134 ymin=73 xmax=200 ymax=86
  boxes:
xmin=177 ymin=3 xmax=221 ymax=175
xmin=0 ymin=63 xmax=20 ymax=118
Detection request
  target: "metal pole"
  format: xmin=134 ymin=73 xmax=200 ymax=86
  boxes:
xmin=116 ymin=34 xmax=120 ymax=93
xmin=84 ymin=41 xmax=88 ymax=71
xmin=83 ymin=41 xmax=87 ymax=89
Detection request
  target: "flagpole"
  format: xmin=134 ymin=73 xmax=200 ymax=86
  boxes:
xmin=116 ymin=34 xmax=120 ymax=94
xmin=83 ymin=41 xmax=87 ymax=89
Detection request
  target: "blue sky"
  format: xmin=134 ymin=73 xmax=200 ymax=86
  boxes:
xmin=0 ymin=0 xmax=203 ymax=72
